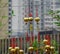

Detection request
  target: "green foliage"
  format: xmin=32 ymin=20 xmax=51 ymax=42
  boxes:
xmin=53 ymin=15 xmax=60 ymax=20
xmin=48 ymin=10 xmax=55 ymax=16
xmin=51 ymin=40 xmax=59 ymax=53
xmin=54 ymin=22 xmax=60 ymax=26
xmin=32 ymin=39 xmax=38 ymax=50
xmin=12 ymin=10 xmax=15 ymax=16
xmin=32 ymin=39 xmax=59 ymax=54
xmin=54 ymin=51 xmax=59 ymax=54
xmin=32 ymin=40 xmax=38 ymax=46
xmin=48 ymin=10 xmax=60 ymax=26
xmin=56 ymin=10 xmax=60 ymax=13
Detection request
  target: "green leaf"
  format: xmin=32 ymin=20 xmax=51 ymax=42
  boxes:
xmin=12 ymin=10 xmax=15 ymax=16
xmin=48 ymin=10 xmax=55 ymax=15
xmin=54 ymin=22 xmax=60 ymax=24
xmin=52 ymin=40 xmax=59 ymax=51
xmin=54 ymin=51 xmax=59 ymax=54
xmin=56 ymin=10 xmax=60 ymax=13
xmin=32 ymin=39 xmax=38 ymax=48
xmin=54 ymin=22 xmax=60 ymax=26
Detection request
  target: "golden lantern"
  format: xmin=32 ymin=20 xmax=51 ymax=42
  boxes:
xmin=29 ymin=17 xmax=33 ymax=21
xmin=24 ymin=17 xmax=29 ymax=22
xmin=19 ymin=50 xmax=24 ymax=54
xmin=28 ymin=47 xmax=34 ymax=51
xmin=43 ymin=39 xmax=48 ymax=45
xmin=11 ymin=49 xmax=16 ymax=52
xmin=45 ymin=45 xmax=51 ymax=54
xmin=45 ymin=49 xmax=48 ymax=52
xmin=9 ymin=47 xmax=13 ymax=54
xmin=35 ymin=17 xmax=40 ymax=22
xmin=50 ymin=46 xmax=54 ymax=51
xmin=45 ymin=45 xmax=50 ymax=50
xmin=15 ymin=47 xmax=19 ymax=50
xmin=50 ymin=46 xmax=55 ymax=54
xmin=9 ymin=47 xmax=12 ymax=50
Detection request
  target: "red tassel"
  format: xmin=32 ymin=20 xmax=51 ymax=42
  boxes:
xmin=31 ymin=32 xmax=34 ymax=45
xmin=10 ymin=38 xmax=16 ymax=48
xmin=32 ymin=36 xmax=34 ymax=42
xmin=45 ymin=34 xmax=51 ymax=45
xmin=38 ymin=32 xmax=40 ymax=43
xmin=12 ymin=38 xmax=16 ymax=48
xmin=28 ymin=37 xmax=30 ymax=41
xmin=29 ymin=13 xmax=32 ymax=17
xmin=26 ymin=32 xmax=30 ymax=42
xmin=36 ymin=6 xmax=38 ymax=17
xmin=10 ymin=38 xmax=12 ymax=47
xmin=31 ymin=33 xmax=34 ymax=42
xmin=30 ymin=37 xmax=32 ymax=46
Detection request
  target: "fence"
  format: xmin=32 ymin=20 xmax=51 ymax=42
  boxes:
xmin=0 ymin=33 xmax=60 ymax=54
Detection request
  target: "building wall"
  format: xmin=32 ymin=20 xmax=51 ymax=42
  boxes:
xmin=11 ymin=0 xmax=60 ymax=36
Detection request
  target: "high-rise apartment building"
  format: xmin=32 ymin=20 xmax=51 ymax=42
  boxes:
xmin=44 ymin=0 xmax=60 ymax=31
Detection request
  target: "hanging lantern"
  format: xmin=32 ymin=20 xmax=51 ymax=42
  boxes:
xmin=50 ymin=46 xmax=54 ymax=51
xmin=11 ymin=49 xmax=16 ymax=52
xmin=35 ymin=17 xmax=40 ymax=23
xmin=29 ymin=17 xmax=33 ymax=21
xmin=19 ymin=50 xmax=24 ymax=54
xmin=28 ymin=47 xmax=34 ymax=51
xmin=45 ymin=45 xmax=51 ymax=54
xmin=24 ymin=17 xmax=29 ymax=22
xmin=45 ymin=45 xmax=50 ymax=50
xmin=43 ymin=39 xmax=48 ymax=45
xmin=15 ymin=47 xmax=19 ymax=50
xmin=9 ymin=47 xmax=13 ymax=53
xmin=9 ymin=47 xmax=12 ymax=50
xmin=50 ymin=46 xmax=55 ymax=54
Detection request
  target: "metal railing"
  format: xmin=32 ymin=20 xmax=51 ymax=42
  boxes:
xmin=0 ymin=33 xmax=60 ymax=54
